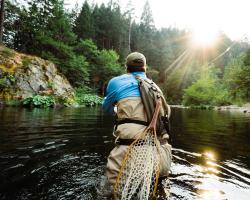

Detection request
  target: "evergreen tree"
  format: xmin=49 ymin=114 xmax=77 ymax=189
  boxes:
xmin=13 ymin=5 xmax=36 ymax=52
xmin=2 ymin=0 xmax=20 ymax=48
xmin=138 ymin=0 xmax=156 ymax=65
xmin=140 ymin=0 xmax=155 ymax=32
xmin=73 ymin=1 xmax=94 ymax=40
xmin=92 ymin=3 xmax=110 ymax=49
xmin=91 ymin=2 xmax=129 ymax=60
xmin=243 ymin=48 xmax=250 ymax=66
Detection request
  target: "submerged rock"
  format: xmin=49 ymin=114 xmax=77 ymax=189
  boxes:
xmin=0 ymin=45 xmax=74 ymax=105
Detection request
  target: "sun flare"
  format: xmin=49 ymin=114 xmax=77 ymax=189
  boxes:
xmin=191 ymin=28 xmax=219 ymax=47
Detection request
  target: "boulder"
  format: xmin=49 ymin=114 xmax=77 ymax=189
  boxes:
xmin=0 ymin=45 xmax=74 ymax=102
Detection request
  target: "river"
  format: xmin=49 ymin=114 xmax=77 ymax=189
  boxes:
xmin=0 ymin=107 xmax=249 ymax=199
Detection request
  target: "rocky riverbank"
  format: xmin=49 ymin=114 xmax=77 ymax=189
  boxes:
xmin=171 ymin=103 xmax=250 ymax=113
xmin=0 ymin=45 xmax=75 ymax=107
xmin=214 ymin=103 xmax=250 ymax=113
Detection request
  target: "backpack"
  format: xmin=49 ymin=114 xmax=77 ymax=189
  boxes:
xmin=134 ymin=76 xmax=171 ymax=139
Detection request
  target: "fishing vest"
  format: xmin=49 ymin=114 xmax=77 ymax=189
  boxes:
xmin=115 ymin=75 xmax=171 ymax=141
xmin=134 ymin=76 xmax=171 ymax=137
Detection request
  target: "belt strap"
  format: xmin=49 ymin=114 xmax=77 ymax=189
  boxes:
xmin=116 ymin=118 xmax=149 ymax=126
xmin=114 ymin=118 xmax=149 ymax=131
xmin=115 ymin=138 xmax=168 ymax=146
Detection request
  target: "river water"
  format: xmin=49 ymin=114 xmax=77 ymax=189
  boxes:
xmin=0 ymin=107 xmax=249 ymax=200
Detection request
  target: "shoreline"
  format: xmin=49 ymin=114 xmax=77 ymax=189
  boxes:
xmin=214 ymin=103 xmax=250 ymax=113
xmin=170 ymin=103 xmax=250 ymax=113
xmin=1 ymin=101 xmax=250 ymax=113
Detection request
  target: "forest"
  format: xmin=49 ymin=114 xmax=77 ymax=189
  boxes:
xmin=1 ymin=0 xmax=250 ymax=106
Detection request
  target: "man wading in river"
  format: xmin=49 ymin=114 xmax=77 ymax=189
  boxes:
xmin=102 ymin=52 xmax=172 ymax=199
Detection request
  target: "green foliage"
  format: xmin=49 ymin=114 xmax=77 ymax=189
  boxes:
xmin=5 ymin=100 xmax=21 ymax=107
xmin=91 ymin=2 xmax=129 ymax=55
xmin=75 ymin=85 xmax=96 ymax=94
xmin=65 ymin=55 xmax=89 ymax=87
xmin=22 ymin=57 xmax=32 ymax=68
xmin=243 ymin=48 xmax=250 ymax=66
xmin=0 ymin=71 xmax=15 ymax=90
xmin=23 ymin=95 xmax=55 ymax=107
xmin=75 ymin=87 xmax=103 ymax=106
xmin=74 ymin=41 xmax=122 ymax=90
xmin=140 ymin=0 xmax=155 ymax=32
xmin=39 ymin=35 xmax=74 ymax=61
xmin=0 ymin=77 xmax=6 ymax=90
xmin=7 ymin=74 xmax=15 ymax=83
xmin=61 ymin=97 xmax=77 ymax=107
xmin=73 ymin=39 xmax=99 ymax=62
xmin=2 ymin=0 xmax=250 ymax=106
xmin=47 ymin=81 xmax=54 ymax=89
xmin=183 ymin=77 xmax=214 ymax=105
xmin=92 ymin=49 xmax=122 ymax=92
xmin=164 ymin=68 xmax=185 ymax=104
xmin=182 ymin=66 xmax=231 ymax=106
xmin=73 ymin=1 xmax=94 ymax=40
xmin=224 ymin=56 xmax=250 ymax=102
xmin=0 ymin=47 xmax=14 ymax=58
xmin=96 ymin=49 xmax=122 ymax=75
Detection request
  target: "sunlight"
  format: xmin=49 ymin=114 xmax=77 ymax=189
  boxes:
xmin=204 ymin=151 xmax=216 ymax=160
xmin=191 ymin=28 xmax=218 ymax=47
xmin=199 ymin=189 xmax=225 ymax=200
xmin=206 ymin=167 xmax=220 ymax=174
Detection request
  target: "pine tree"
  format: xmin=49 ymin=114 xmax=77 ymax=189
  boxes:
xmin=140 ymin=0 xmax=155 ymax=35
xmin=2 ymin=0 xmax=20 ymax=47
xmin=92 ymin=3 xmax=106 ymax=49
xmin=138 ymin=0 xmax=156 ymax=65
xmin=73 ymin=1 xmax=94 ymax=40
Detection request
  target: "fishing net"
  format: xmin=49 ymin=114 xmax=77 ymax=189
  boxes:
xmin=114 ymin=100 xmax=162 ymax=200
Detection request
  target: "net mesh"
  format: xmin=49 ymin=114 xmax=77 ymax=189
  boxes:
xmin=114 ymin=100 xmax=162 ymax=200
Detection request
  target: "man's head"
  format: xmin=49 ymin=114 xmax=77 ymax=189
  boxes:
xmin=126 ymin=52 xmax=146 ymax=73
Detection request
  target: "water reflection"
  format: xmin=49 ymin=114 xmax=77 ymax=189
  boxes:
xmin=171 ymin=147 xmax=250 ymax=200
xmin=196 ymin=151 xmax=223 ymax=199
xmin=0 ymin=107 xmax=250 ymax=199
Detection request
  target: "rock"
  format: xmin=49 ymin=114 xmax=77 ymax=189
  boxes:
xmin=0 ymin=46 xmax=74 ymax=103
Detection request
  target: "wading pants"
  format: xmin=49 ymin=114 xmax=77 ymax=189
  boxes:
xmin=106 ymin=97 xmax=172 ymax=185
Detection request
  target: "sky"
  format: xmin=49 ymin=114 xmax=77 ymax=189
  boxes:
xmin=66 ymin=0 xmax=250 ymax=41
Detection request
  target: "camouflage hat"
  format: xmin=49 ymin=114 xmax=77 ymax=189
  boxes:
xmin=126 ymin=52 xmax=146 ymax=67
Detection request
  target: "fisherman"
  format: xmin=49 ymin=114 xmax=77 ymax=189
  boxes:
xmin=102 ymin=52 xmax=172 ymax=189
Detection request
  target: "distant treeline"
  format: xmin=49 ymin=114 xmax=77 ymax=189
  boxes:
xmin=2 ymin=0 xmax=250 ymax=105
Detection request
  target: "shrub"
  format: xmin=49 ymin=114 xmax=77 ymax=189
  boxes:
xmin=76 ymin=94 xmax=102 ymax=106
xmin=182 ymin=66 xmax=232 ymax=106
xmin=0 ymin=47 xmax=14 ymax=58
xmin=22 ymin=57 xmax=33 ymax=68
xmin=224 ymin=57 xmax=250 ymax=102
xmin=23 ymin=95 xmax=55 ymax=107
xmin=47 ymin=81 xmax=54 ymax=89
xmin=0 ymin=78 xmax=7 ymax=90
xmin=65 ymin=55 xmax=89 ymax=87
xmin=0 ymin=72 xmax=15 ymax=90
xmin=61 ymin=97 xmax=77 ymax=107
xmin=75 ymin=87 xmax=103 ymax=106
xmin=75 ymin=86 xmax=96 ymax=94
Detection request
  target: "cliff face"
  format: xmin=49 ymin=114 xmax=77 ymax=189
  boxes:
xmin=0 ymin=46 xmax=74 ymax=102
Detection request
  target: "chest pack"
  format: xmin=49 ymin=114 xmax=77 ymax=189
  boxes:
xmin=134 ymin=76 xmax=171 ymax=138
